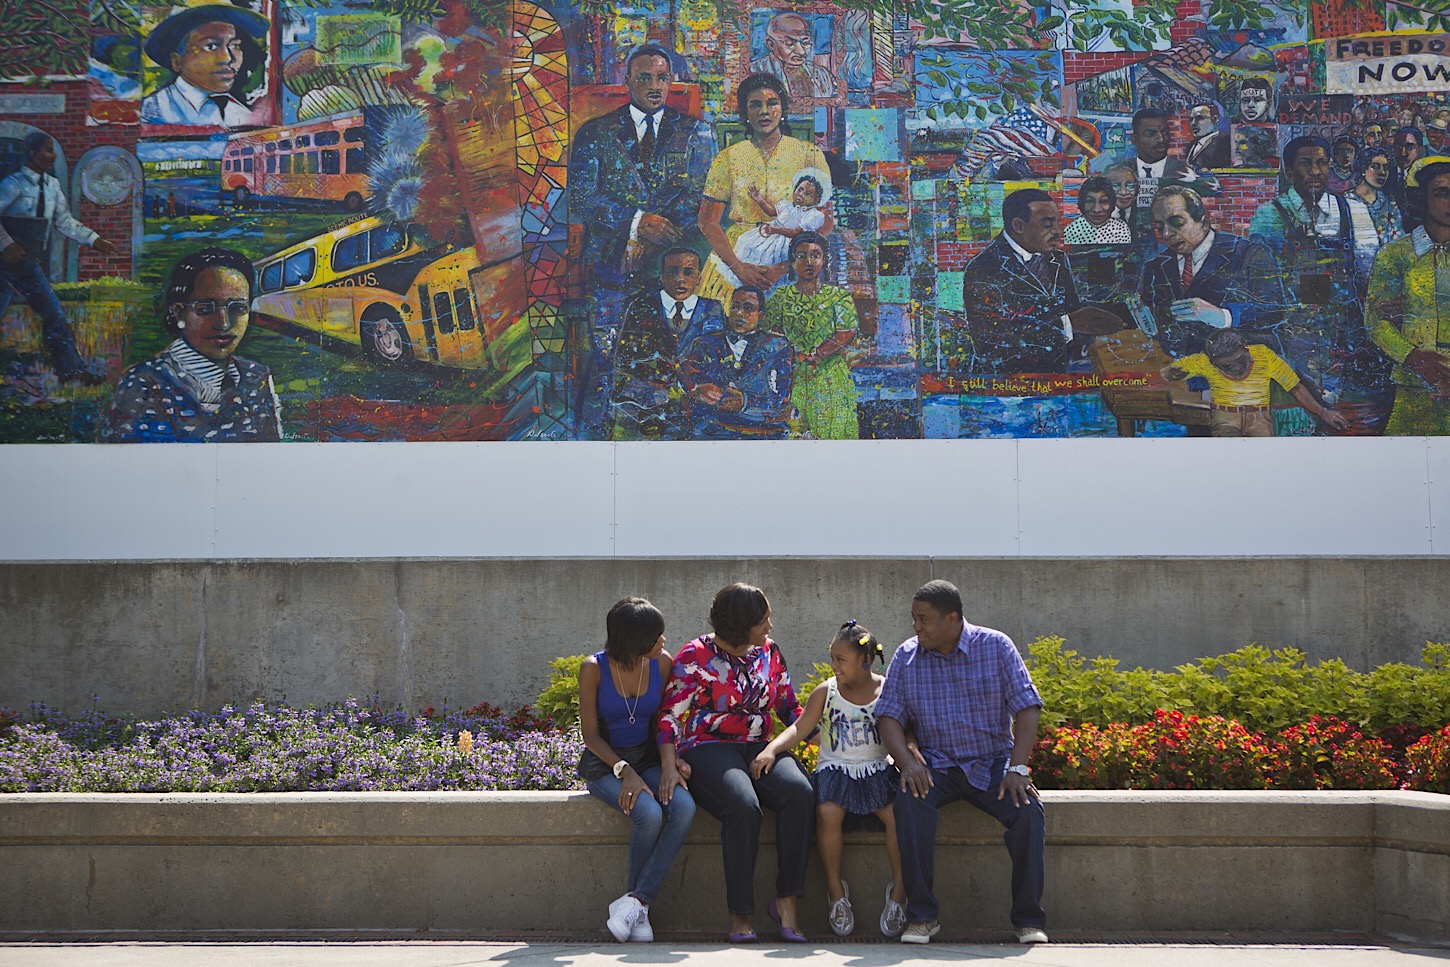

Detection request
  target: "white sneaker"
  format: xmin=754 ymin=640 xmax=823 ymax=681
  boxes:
xmin=1016 ymin=926 xmax=1049 ymax=944
xmin=629 ymin=906 xmax=654 ymax=942
xmin=900 ymin=919 xmax=940 ymax=944
xmin=607 ymin=894 xmax=644 ymax=942
xmin=879 ymin=883 xmax=907 ymax=937
xmin=827 ymin=880 xmax=854 ymax=937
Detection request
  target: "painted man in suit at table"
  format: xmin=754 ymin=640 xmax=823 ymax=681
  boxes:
xmin=1139 ymin=185 xmax=1287 ymax=358
xmin=566 ymin=43 xmax=717 ymax=437
xmin=959 ymin=188 xmax=1122 ymax=374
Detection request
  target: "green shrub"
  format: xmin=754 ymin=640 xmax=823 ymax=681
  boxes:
xmin=1026 ymin=637 xmax=1450 ymax=733
xmin=535 ymin=654 xmax=588 ymax=730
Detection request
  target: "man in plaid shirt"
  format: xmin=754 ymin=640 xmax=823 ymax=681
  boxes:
xmin=877 ymin=580 xmax=1048 ymax=946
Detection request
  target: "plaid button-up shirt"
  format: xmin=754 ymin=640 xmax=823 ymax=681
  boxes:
xmin=876 ymin=621 xmax=1042 ymax=792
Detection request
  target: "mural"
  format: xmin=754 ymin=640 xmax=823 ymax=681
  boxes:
xmin=5 ymin=0 xmax=1450 ymax=441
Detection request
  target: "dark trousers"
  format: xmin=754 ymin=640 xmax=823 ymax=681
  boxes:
xmin=0 ymin=257 xmax=85 ymax=374
xmin=683 ymin=740 xmax=815 ymax=916
xmin=893 ymin=759 xmax=1046 ymax=928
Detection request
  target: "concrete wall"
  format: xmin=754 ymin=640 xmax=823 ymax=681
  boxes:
xmin=4 ymin=557 xmax=1450 ymax=716
xmin=2 ymin=791 xmax=1446 ymax=941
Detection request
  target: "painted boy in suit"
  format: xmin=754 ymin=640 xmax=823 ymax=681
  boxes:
xmin=682 ymin=285 xmax=794 ymax=438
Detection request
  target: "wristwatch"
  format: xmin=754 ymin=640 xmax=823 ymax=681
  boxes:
xmin=1006 ymin=764 xmax=1032 ymax=778
xmin=612 ymin=759 xmax=628 ymax=779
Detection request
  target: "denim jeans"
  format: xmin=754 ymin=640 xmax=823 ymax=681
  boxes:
xmin=892 ymin=757 xmax=1046 ymax=928
xmin=683 ymin=741 xmax=815 ymax=916
xmin=0 ymin=258 xmax=85 ymax=374
xmin=586 ymin=765 xmax=696 ymax=906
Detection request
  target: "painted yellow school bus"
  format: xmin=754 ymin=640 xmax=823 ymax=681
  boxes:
xmin=251 ymin=215 xmax=530 ymax=377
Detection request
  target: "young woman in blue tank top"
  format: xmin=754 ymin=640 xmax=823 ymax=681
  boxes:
xmin=577 ymin=596 xmax=696 ymax=942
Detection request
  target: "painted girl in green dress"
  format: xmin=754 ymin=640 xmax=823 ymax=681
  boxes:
xmin=764 ymin=232 xmax=858 ymax=439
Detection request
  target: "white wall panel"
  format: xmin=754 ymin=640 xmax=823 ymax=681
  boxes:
xmin=2 ymin=439 xmax=1447 ymax=559
xmin=53 ymin=443 xmax=218 ymax=559
xmin=213 ymin=442 xmax=617 ymax=558
xmin=1016 ymin=437 xmax=1435 ymax=556
xmin=611 ymin=439 xmax=1020 ymax=556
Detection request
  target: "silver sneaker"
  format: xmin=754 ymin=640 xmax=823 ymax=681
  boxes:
xmin=879 ymin=883 xmax=907 ymax=937
xmin=828 ymin=879 xmax=854 ymax=936
xmin=900 ymin=919 xmax=940 ymax=944
xmin=1016 ymin=926 xmax=1048 ymax=944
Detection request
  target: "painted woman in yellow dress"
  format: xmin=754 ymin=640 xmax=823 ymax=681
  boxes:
xmin=696 ymin=73 xmax=833 ymax=309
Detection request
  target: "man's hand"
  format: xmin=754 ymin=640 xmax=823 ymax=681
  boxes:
xmin=719 ymin=388 xmax=745 ymax=412
xmin=899 ymin=759 xmax=934 ymax=799
xmin=1170 ymin=297 xmax=1229 ymax=327
xmin=1068 ymin=305 xmax=1126 ymax=335
xmin=692 ymin=382 xmax=725 ymax=405
xmin=1161 ymin=363 xmax=1188 ymax=382
xmin=998 ymin=770 xmax=1038 ymax=807
xmin=0 ymin=242 xmax=25 ymax=264
xmin=1406 ymin=348 xmax=1450 ymax=399
xmin=636 ymin=214 xmax=682 ymax=246
xmin=92 ymin=238 xmax=119 ymax=257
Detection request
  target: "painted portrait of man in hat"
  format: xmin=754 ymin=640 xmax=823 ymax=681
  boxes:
xmin=140 ymin=3 xmax=271 ymax=128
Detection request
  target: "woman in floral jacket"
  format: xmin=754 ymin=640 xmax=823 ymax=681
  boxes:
xmin=657 ymin=582 xmax=813 ymax=943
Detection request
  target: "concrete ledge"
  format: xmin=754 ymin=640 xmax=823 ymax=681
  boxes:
xmin=2 ymin=791 xmax=1446 ymax=941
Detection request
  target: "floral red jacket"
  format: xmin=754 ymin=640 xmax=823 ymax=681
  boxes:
xmin=658 ymin=634 xmax=802 ymax=753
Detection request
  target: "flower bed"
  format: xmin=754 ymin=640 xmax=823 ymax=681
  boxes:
xmin=0 ymin=699 xmax=581 ymax=793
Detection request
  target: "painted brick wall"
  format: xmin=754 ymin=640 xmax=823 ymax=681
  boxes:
xmin=9 ymin=80 xmax=139 ymax=281
xmin=1063 ymin=51 xmax=1153 ymax=85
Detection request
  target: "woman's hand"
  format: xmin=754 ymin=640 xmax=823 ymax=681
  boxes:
xmin=618 ymin=766 xmax=652 ymax=815
xmin=749 ymin=748 xmax=777 ymax=778
xmin=732 ymin=260 xmax=778 ymax=290
xmin=676 ymin=759 xmax=692 ymax=780
xmin=659 ymin=762 xmax=688 ymax=804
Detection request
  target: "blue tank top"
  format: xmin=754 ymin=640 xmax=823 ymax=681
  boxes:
xmin=595 ymin=650 xmax=662 ymax=748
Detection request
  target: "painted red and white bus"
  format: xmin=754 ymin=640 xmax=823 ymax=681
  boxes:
xmin=220 ymin=110 xmax=371 ymax=210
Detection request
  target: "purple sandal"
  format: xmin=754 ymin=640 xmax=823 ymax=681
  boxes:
xmin=727 ymin=929 xmax=758 ymax=943
xmin=767 ymin=899 xmax=808 ymax=943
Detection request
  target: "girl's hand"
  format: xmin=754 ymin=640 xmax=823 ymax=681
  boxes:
xmin=660 ymin=763 xmax=688 ymax=804
xmin=750 ymin=748 xmax=777 ymax=778
xmin=619 ymin=766 xmax=652 ymax=815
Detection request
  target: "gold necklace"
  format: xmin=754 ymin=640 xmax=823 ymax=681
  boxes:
xmin=618 ymin=659 xmax=648 ymax=724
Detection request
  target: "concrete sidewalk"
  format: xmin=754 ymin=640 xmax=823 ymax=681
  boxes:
xmin=3 ymin=941 xmax=1449 ymax=967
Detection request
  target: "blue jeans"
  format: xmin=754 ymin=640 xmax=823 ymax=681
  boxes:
xmin=586 ymin=765 xmax=696 ymax=906
xmin=0 ymin=258 xmax=85 ymax=374
xmin=892 ymin=758 xmax=1046 ymax=928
